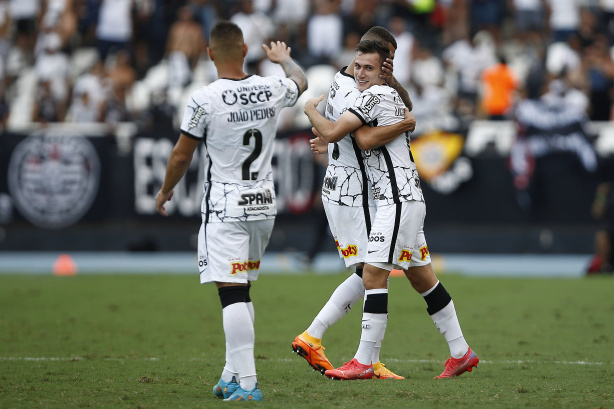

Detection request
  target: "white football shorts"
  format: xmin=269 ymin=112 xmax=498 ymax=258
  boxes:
xmin=365 ymin=200 xmax=431 ymax=271
xmin=323 ymin=200 xmax=375 ymax=268
xmin=197 ymin=219 xmax=275 ymax=284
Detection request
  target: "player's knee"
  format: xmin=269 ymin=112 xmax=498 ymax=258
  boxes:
xmin=218 ymin=285 xmax=249 ymax=308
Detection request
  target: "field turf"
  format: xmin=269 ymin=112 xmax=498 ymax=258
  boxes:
xmin=1 ymin=272 xmax=613 ymax=408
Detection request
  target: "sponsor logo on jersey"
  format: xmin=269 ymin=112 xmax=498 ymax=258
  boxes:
xmin=323 ymin=176 xmax=337 ymax=191
xmin=340 ymin=244 xmax=358 ymax=258
xmin=362 ymin=95 xmax=380 ymax=112
xmin=222 ymin=90 xmax=238 ymax=105
xmin=234 ymin=85 xmax=274 ymax=105
xmin=7 ymin=130 xmax=100 ymax=229
xmin=188 ymin=106 xmax=207 ymax=128
xmin=230 ymin=260 xmax=261 ymax=275
xmin=238 ymin=189 xmax=273 ymax=206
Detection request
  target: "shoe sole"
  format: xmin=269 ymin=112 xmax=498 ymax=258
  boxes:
xmin=325 ymin=373 xmax=374 ymax=380
xmin=291 ymin=343 xmax=331 ymax=375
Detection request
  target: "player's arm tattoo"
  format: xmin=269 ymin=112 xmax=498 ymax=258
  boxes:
xmin=279 ymin=58 xmax=308 ymax=95
xmin=388 ymin=76 xmax=413 ymax=111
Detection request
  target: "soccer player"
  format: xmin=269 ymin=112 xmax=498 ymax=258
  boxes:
xmin=155 ymin=21 xmax=307 ymax=401
xmin=304 ymin=39 xmax=479 ymax=380
xmin=291 ymin=26 xmax=416 ymax=380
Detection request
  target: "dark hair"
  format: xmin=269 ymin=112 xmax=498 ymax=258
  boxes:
xmin=355 ymin=39 xmax=391 ymax=63
xmin=210 ymin=20 xmax=244 ymax=44
xmin=363 ymin=26 xmax=397 ymax=50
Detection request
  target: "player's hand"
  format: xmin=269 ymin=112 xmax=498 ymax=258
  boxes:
xmin=310 ymin=129 xmax=328 ymax=154
xmin=380 ymin=57 xmax=394 ymax=85
xmin=155 ymin=189 xmax=174 ymax=216
xmin=402 ymin=109 xmax=416 ymax=133
xmin=304 ymin=94 xmax=324 ymax=113
xmin=262 ymin=41 xmax=291 ymax=64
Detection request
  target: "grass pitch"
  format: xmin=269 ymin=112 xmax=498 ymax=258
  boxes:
xmin=0 ymin=272 xmax=613 ymax=409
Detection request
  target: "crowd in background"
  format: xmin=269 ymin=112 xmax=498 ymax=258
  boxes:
xmin=0 ymin=0 xmax=613 ymax=134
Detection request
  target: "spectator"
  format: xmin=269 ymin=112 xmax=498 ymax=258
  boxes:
xmin=0 ymin=0 xmax=10 ymax=82
xmin=9 ymin=0 xmax=40 ymax=63
xmin=479 ymin=54 xmax=518 ymax=120
xmin=230 ymin=0 xmax=274 ymax=74
xmin=66 ymin=60 xmax=106 ymax=122
xmin=388 ymin=15 xmax=416 ymax=87
xmin=510 ymin=0 xmax=545 ymax=44
xmin=306 ymin=0 xmax=343 ymax=66
xmin=581 ymin=36 xmax=614 ymax=121
xmin=166 ymin=5 xmax=206 ymax=88
xmin=469 ymin=0 xmax=505 ymax=45
xmin=34 ymin=31 xmax=71 ymax=111
xmin=545 ymin=0 xmax=582 ymax=43
xmin=0 ymin=82 xmax=9 ymax=131
xmin=40 ymin=0 xmax=77 ymax=47
xmin=411 ymin=42 xmax=445 ymax=88
xmin=272 ymin=0 xmax=309 ymax=56
xmin=95 ymin=0 xmax=135 ymax=64
xmin=587 ymin=182 xmax=614 ymax=274
xmin=106 ymin=49 xmax=136 ymax=98
xmin=32 ymin=79 xmax=64 ymax=122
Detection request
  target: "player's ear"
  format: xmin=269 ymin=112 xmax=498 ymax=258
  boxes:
xmin=242 ymin=43 xmax=248 ymax=58
xmin=207 ymin=47 xmax=214 ymax=61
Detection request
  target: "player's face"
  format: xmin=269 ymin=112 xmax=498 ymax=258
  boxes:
xmin=354 ymin=52 xmax=384 ymax=92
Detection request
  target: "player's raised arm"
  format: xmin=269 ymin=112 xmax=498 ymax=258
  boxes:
xmin=304 ymin=95 xmax=363 ymax=143
xmin=262 ymin=41 xmax=308 ymax=96
xmin=354 ymin=109 xmax=416 ymax=151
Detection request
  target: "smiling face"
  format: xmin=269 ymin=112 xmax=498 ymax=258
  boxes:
xmin=354 ymin=51 xmax=385 ymax=92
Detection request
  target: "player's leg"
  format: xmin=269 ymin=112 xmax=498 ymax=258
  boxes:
xmin=403 ymin=226 xmax=479 ymax=378
xmin=292 ymin=203 xmax=368 ymax=373
xmin=203 ymin=221 xmax=268 ymax=401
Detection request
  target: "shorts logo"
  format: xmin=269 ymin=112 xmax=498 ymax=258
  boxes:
xmin=198 ymin=257 xmax=208 ymax=268
xmin=222 ymin=90 xmax=238 ymax=105
xmin=398 ymin=250 xmax=412 ymax=262
xmin=420 ymin=245 xmax=430 ymax=261
xmin=230 ymin=260 xmax=261 ymax=275
xmin=368 ymin=234 xmax=385 ymax=242
xmin=340 ymin=244 xmax=358 ymax=258
xmin=8 ymin=131 xmax=100 ymax=229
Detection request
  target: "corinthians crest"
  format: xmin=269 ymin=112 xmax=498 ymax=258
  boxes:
xmin=8 ymin=129 xmax=100 ymax=229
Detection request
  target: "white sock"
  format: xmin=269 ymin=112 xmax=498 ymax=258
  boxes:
xmin=306 ymin=273 xmax=364 ymax=339
xmin=221 ymin=342 xmax=238 ymax=383
xmin=354 ymin=312 xmax=387 ymax=365
xmin=223 ymin=302 xmax=257 ymax=391
xmin=430 ymin=300 xmax=469 ymax=358
xmin=246 ymin=301 xmax=255 ymax=324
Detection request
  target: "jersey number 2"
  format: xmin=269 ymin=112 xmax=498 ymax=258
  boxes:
xmin=242 ymin=128 xmax=262 ymax=180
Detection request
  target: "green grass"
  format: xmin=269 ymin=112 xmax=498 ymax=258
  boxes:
xmin=0 ymin=272 xmax=613 ymax=408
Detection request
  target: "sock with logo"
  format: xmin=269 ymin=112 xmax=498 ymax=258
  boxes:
xmin=354 ymin=288 xmax=388 ymax=366
xmin=422 ymin=281 xmax=469 ymax=358
xmin=306 ymin=270 xmax=364 ymax=339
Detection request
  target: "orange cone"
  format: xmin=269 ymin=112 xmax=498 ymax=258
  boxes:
xmin=390 ymin=269 xmax=404 ymax=277
xmin=53 ymin=254 xmax=77 ymax=276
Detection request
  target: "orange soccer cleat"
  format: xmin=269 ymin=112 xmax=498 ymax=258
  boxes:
xmin=292 ymin=331 xmax=334 ymax=375
xmin=373 ymin=362 xmax=404 ymax=379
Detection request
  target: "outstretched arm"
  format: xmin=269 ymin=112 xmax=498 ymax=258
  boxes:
xmin=354 ymin=109 xmax=416 ymax=150
xmin=263 ymin=41 xmax=308 ymax=95
xmin=380 ymin=58 xmax=413 ymax=111
xmin=304 ymin=94 xmax=363 ymax=143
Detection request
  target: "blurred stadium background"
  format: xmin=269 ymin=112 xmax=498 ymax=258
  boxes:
xmin=1 ymin=0 xmax=613 ymax=276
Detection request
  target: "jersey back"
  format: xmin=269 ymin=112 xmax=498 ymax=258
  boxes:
xmin=181 ymin=75 xmax=299 ymax=222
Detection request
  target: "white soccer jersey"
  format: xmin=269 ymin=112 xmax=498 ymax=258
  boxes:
xmin=180 ymin=75 xmax=299 ymax=222
xmin=322 ymin=67 xmax=370 ymax=207
xmin=349 ymin=85 xmax=424 ymax=205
